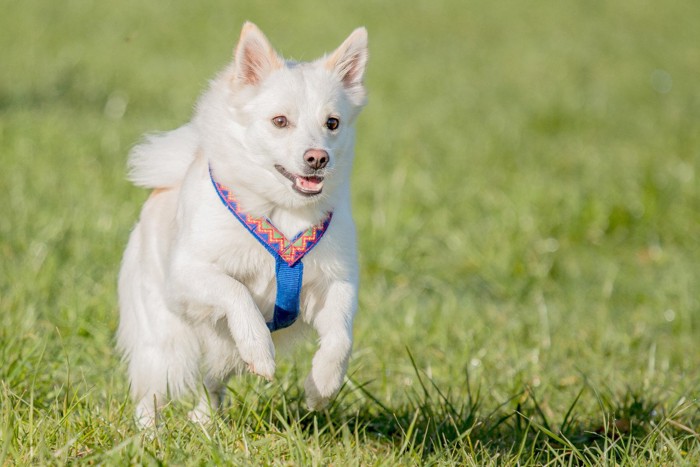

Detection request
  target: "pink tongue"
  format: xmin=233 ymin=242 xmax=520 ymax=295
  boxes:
xmin=296 ymin=176 xmax=324 ymax=191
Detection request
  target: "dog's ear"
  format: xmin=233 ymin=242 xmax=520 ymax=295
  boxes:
xmin=325 ymin=27 xmax=368 ymax=105
xmin=233 ymin=22 xmax=284 ymax=87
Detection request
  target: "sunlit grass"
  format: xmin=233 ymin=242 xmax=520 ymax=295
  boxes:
xmin=1 ymin=0 xmax=699 ymax=464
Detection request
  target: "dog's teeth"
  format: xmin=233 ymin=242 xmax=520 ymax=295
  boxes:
xmin=295 ymin=177 xmax=324 ymax=192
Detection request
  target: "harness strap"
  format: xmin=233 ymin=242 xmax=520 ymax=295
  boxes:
xmin=209 ymin=166 xmax=332 ymax=331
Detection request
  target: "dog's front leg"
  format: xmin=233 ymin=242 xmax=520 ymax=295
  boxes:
xmin=304 ymin=279 xmax=357 ymax=410
xmin=168 ymin=257 xmax=276 ymax=380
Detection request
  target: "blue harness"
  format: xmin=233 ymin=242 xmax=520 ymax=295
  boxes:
xmin=209 ymin=168 xmax=332 ymax=331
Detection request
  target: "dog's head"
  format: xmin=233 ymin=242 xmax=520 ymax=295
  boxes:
xmin=199 ymin=22 xmax=368 ymax=212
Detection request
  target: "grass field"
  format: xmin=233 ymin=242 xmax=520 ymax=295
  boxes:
xmin=2 ymin=0 xmax=699 ymax=464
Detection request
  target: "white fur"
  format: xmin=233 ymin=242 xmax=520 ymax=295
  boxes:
xmin=117 ymin=22 xmax=368 ymax=428
xmin=127 ymin=123 xmax=199 ymax=189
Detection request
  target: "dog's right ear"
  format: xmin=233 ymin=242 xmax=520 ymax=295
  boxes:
xmin=232 ymin=22 xmax=284 ymax=87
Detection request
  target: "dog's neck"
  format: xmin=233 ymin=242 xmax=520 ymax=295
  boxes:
xmin=267 ymin=206 xmax=325 ymax=239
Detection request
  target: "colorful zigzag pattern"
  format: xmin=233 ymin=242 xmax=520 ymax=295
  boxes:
xmin=211 ymin=177 xmax=332 ymax=266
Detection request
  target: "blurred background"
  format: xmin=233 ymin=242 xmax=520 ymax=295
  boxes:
xmin=1 ymin=0 xmax=699 ymax=462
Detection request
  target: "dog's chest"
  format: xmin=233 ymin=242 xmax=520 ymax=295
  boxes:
xmin=214 ymin=236 xmax=325 ymax=319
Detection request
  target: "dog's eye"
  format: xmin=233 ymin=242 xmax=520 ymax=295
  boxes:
xmin=272 ymin=116 xmax=288 ymax=128
xmin=326 ymin=117 xmax=340 ymax=131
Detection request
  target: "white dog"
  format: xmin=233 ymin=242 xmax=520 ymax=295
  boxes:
xmin=117 ymin=22 xmax=368 ymax=427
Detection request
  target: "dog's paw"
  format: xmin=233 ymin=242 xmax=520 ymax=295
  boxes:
xmin=188 ymin=396 xmax=218 ymax=425
xmin=246 ymin=363 xmax=275 ymax=381
xmin=304 ymin=351 xmax=347 ymax=406
xmin=188 ymin=407 xmax=212 ymax=425
xmin=134 ymin=400 xmax=158 ymax=430
xmin=238 ymin=337 xmax=276 ymax=381
xmin=304 ymin=368 xmax=344 ymax=411
xmin=304 ymin=374 xmax=332 ymax=411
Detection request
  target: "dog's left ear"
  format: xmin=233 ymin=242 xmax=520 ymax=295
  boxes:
xmin=325 ymin=27 xmax=368 ymax=106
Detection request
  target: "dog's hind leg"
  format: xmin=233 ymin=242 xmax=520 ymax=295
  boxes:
xmin=124 ymin=317 xmax=201 ymax=428
xmin=188 ymin=320 xmax=244 ymax=424
xmin=118 ymin=213 xmax=200 ymax=428
xmin=187 ymin=376 xmax=226 ymax=424
xmin=128 ymin=338 xmax=200 ymax=428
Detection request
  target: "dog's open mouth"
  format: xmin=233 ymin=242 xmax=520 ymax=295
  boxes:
xmin=274 ymin=165 xmax=324 ymax=196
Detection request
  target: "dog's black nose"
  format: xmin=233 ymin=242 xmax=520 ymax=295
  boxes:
xmin=304 ymin=149 xmax=329 ymax=170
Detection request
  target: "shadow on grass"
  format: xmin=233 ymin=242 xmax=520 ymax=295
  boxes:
xmin=222 ymin=349 xmax=699 ymax=464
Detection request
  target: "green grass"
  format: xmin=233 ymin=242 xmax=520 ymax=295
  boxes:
xmin=2 ymin=0 xmax=699 ymax=464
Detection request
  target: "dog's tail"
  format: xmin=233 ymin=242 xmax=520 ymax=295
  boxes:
xmin=127 ymin=123 xmax=199 ymax=189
